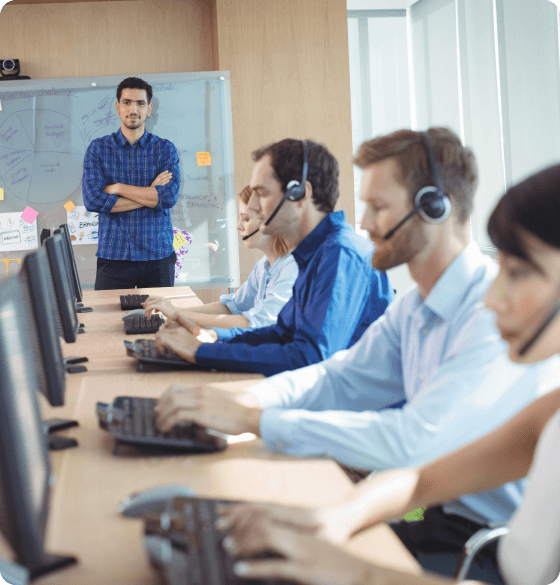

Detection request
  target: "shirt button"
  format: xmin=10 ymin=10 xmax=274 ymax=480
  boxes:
xmin=419 ymin=374 xmax=425 ymax=381
xmin=422 ymin=326 xmax=430 ymax=336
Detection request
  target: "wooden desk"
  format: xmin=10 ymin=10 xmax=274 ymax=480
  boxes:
xmin=28 ymin=288 xmax=421 ymax=583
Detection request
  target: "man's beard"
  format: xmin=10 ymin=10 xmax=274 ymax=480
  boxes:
xmin=124 ymin=118 xmax=142 ymax=130
xmin=370 ymin=215 xmax=428 ymax=272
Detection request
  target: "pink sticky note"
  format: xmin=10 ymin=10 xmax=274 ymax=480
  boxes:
xmin=20 ymin=206 xmax=38 ymax=224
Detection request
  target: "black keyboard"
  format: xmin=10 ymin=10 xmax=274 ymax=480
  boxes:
xmin=124 ymin=314 xmax=164 ymax=335
xmin=124 ymin=339 xmax=207 ymax=371
xmin=143 ymin=496 xmax=290 ymax=585
xmin=120 ymin=294 xmax=150 ymax=310
xmin=96 ymin=396 xmax=228 ymax=453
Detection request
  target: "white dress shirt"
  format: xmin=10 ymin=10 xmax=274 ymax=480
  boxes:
xmin=498 ymin=405 xmax=560 ymax=585
xmin=248 ymin=242 xmax=560 ymax=524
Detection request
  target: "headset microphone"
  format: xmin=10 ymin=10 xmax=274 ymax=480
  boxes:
xmin=518 ymin=298 xmax=560 ymax=357
xmin=382 ymin=132 xmax=452 ymax=240
xmin=242 ymin=140 xmax=309 ymax=241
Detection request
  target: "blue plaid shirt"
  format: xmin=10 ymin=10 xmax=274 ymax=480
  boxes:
xmin=82 ymin=128 xmax=180 ymax=260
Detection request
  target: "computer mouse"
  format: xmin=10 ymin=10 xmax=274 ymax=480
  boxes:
xmin=122 ymin=308 xmax=148 ymax=320
xmin=118 ymin=483 xmax=196 ymax=518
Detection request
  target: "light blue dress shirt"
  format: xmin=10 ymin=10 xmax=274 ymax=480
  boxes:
xmin=214 ymin=254 xmax=298 ymax=340
xmin=248 ymin=242 xmax=560 ymax=524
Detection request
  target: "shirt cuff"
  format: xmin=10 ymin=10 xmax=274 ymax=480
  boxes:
xmin=259 ymin=408 xmax=295 ymax=453
xmin=220 ymin=295 xmax=242 ymax=315
xmin=101 ymin=192 xmax=120 ymax=213
xmin=153 ymin=185 xmax=164 ymax=211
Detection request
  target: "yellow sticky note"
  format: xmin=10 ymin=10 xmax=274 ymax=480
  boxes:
xmin=196 ymin=152 xmax=211 ymax=166
xmin=63 ymin=200 xmax=76 ymax=212
xmin=0 ymin=188 xmax=4 ymax=201
xmin=173 ymin=232 xmax=188 ymax=251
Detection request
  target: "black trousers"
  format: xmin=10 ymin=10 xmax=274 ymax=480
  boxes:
xmin=389 ymin=506 xmax=505 ymax=584
xmin=94 ymin=252 xmax=176 ymax=290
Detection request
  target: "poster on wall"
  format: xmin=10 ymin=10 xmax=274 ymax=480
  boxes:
xmin=66 ymin=205 xmax=99 ymax=245
xmin=0 ymin=211 xmax=38 ymax=252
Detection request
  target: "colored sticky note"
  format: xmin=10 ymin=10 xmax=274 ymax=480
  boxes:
xmin=196 ymin=151 xmax=211 ymax=166
xmin=0 ymin=188 xmax=4 ymax=200
xmin=173 ymin=231 xmax=188 ymax=251
xmin=63 ymin=200 xmax=76 ymax=212
xmin=20 ymin=206 xmax=38 ymax=224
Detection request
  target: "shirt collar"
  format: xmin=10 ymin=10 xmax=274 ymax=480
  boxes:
xmin=292 ymin=211 xmax=346 ymax=267
xmin=421 ymin=241 xmax=490 ymax=321
xmin=114 ymin=127 xmax=150 ymax=148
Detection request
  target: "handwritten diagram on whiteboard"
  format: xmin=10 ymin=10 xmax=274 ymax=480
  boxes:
xmin=0 ymin=73 xmax=239 ymax=289
xmin=0 ymin=211 xmax=38 ymax=252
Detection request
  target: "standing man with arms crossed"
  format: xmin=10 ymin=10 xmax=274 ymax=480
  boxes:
xmin=82 ymin=77 xmax=180 ymax=289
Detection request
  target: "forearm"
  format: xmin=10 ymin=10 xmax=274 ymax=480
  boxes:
xmin=110 ymin=197 xmax=145 ymax=213
xmin=113 ymin=183 xmax=159 ymax=207
xmin=182 ymin=302 xmax=232 ymax=316
xmin=370 ymin=564 xmax=482 ymax=585
xmin=180 ymin=310 xmax=250 ymax=330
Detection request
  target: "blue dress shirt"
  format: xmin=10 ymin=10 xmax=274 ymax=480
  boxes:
xmin=248 ymin=242 xmax=560 ymax=524
xmin=82 ymin=128 xmax=180 ymax=260
xmin=215 ymin=253 xmax=299 ymax=340
xmin=195 ymin=211 xmax=394 ymax=376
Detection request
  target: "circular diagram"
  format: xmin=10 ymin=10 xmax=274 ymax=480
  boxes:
xmin=0 ymin=109 xmax=86 ymax=205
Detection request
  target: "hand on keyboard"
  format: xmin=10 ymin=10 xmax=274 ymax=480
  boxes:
xmin=143 ymin=296 xmax=179 ymax=320
xmin=222 ymin=515 xmax=374 ymax=585
xmin=154 ymin=321 xmax=201 ymax=362
xmin=165 ymin=313 xmax=218 ymax=343
xmin=155 ymin=384 xmax=261 ymax=436
xmin=215 ymin=501 xmax=351 ymax=546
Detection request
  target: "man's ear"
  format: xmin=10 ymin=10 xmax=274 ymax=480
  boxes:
xmin=115 ymin=101 xmax=120 ymax=114
xmin=147 ymin=102 xmax=153 ymax=117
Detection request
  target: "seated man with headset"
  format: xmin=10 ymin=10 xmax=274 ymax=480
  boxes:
xmin=155 ymin=128 xmax=560 ymax=580
xmin=154 ymin=138 xmax=394 ymax=376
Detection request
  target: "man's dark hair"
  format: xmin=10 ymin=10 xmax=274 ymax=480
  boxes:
xmin=116 ymin=77 xmax=153 ymax=104
xmin=488 ymin=163 xmax=560 ymax=270
xmin=252 ymin=139 xmax=339 ymax=214
xmin=354 ymin=127 xmax=478 ymax=224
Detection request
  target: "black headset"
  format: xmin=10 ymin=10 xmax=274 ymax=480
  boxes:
xmin=243 ymin=139 xmax=308 ymax=240
xmin=383 ymin=131 xmax=452 ymax=240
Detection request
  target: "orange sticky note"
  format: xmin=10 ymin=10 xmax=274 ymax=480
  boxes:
xmin=63 ymin=200 xmax=76 ymax=212
xmin=196 ymin=152 xmax=211 ymax=166
xmin=0 ymin=188 xmax=4 ymax=201
xmin=173 ymin=232 xmax=188 ymax=251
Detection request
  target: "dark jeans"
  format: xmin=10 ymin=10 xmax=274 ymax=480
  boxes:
xmin=390 ymin=506 xmax=505 ymax=584
xmin=94 ymin=252 xmax=176 ymax=290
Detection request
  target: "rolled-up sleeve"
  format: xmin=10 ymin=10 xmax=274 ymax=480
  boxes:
xmin=82 ymin=141 xmax=119 ymax=213
xmin=154 ymin=141 xmax=180 ymax=211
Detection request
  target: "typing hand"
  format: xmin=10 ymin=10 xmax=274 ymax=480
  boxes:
xmin=154 ymin=321 xmax=201 ymax=362
xmin=221 ymin=519 xmax=374 ymax=585
xmin=166 ymin=313 xmax=218 ymax=343
xmin=143 ymin=296 xmax=178 ymax=320
xmin=151 ymin=170 xmax=173 ymax=186
xmin=215 ymin=501 xmax=353 ymax=548
xmin=155 ymin=384 xmax=261 ymax=436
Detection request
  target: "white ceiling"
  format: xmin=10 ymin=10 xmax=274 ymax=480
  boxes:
xmin=347 ymin=0 xmax=417 ymax=9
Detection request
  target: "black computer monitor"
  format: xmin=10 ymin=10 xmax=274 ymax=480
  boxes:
xmin=53 ymin=228 xmax=79 ymax=305
xmin=55 ymin=225 xmax=82 ymax=303
xmin=44 ymin=234 xmax=80 ymax=343
xmin=0 ymin=277 xmax=76 ymax=578
xmin=19 ymin=249 xmax=67 ymax=407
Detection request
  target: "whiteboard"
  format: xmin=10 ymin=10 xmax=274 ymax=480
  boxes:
xmin=0 ymin=71 xmax=239 ymax=289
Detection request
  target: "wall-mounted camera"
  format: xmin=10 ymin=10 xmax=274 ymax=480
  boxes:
xmin=0 ymin=59 xmax=31 ymax=81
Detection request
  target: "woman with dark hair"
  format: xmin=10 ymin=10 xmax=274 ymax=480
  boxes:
xmin=143 ymin=185 xmax=298 ymax=338
xmin=216 ymin=164 xmax=560 ymax=585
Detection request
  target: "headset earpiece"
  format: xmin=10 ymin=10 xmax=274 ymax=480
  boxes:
xmin=285 ymin=179 xmax=306 ymax=202
xmin=415 ymin=186 xmax=452 ymax=224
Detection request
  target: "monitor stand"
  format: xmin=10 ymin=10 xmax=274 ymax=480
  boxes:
xmin=43 ymin=419 xmax=79 ymax=451
xmin=30 ymin=552 xmax=77 ymax=579
xmin=76 ymin=303 xmax=93 ymax=313
xmin=64 ymin=356 xmax=88 ymax=374
xmin=0 ymin=558 xmax=30 ymax=585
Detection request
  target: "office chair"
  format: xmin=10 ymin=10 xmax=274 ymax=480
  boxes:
xmin=454 ymin=524 xmax=509 ymax=581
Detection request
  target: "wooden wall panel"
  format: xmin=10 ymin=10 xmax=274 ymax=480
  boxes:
xmin=0 ymin=0 xmax=214 ymax=79
xmin=215 ymin=0 xmax=355 ymax=283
